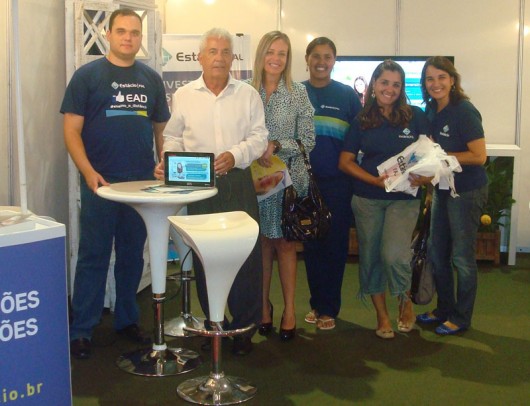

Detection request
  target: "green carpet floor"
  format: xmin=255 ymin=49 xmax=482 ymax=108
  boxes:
xmin=71 ymin=254 xmax=530 ymax=405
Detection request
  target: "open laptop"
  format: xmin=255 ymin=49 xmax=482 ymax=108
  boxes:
xmin=142 ymin=151 xmax=215 ymax=193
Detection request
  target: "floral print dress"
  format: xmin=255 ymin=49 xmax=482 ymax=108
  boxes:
xmin=257 ymin=79 xmax=315 ymax=239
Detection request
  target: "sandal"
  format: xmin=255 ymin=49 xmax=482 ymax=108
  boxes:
xmin=397 ymin=319 xmax=415 ymax=333
xmin=304 ymin=309 xmax=318 ymax=324
xmin=316 ymin=317 xmax=335 ymax=330
xmin=375 ymin=329 xmax=395 ymax=339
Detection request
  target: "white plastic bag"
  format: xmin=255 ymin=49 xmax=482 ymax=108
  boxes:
xmin=377 ymin=135 xmax=462 ymax=197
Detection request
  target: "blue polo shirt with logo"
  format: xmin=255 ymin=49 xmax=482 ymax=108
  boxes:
xmin=427 ymin=100 xmax=487 ymax=193
xmin=343 ymin=106 xmax=430 ymax=200
xmin=61 ymin=57 xmax=170 ymax=178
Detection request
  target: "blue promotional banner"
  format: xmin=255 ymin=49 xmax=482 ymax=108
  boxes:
xmin=0 ymin=218 xmax=71 ymax=405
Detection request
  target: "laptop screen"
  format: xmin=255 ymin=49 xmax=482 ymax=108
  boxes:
xmin=164 ymin=151 xmax=215 ymax=187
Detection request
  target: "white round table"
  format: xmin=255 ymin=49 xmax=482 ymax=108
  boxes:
xmin=97 ymin=180 xmax=217 ymax=376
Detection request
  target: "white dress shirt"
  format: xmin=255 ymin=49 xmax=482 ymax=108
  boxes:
xmin=164 ymin=74 xmax=268 ymax=169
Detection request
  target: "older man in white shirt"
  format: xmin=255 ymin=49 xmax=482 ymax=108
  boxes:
xmin=156 ymin=27 xmax=268 ymax=356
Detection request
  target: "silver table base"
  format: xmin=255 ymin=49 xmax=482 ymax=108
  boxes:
xmin=117 ymin=293 xmax=202 ymax=377
xmin=117 ymin=346 xmax=202 ymax=377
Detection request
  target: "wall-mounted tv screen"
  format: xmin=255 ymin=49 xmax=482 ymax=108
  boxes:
xmin=331 ymin=56 xmax=455 ymax=110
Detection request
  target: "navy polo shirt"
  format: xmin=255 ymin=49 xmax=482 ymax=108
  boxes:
xmin=428 ymin=100 xmax=487 ymax=193
xmin=343 ymin=106 xmax=430 ymax=200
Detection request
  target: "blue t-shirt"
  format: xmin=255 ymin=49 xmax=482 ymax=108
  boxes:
xmin=343 ymin=106 xmax=430 ymax=200
xmin=61 ymin=58 xmax=170 ymax=178
xmin=427 ymin=100 xmax=487 ymax=193
xmin=303 ymin=80 xmax=362 ymax=178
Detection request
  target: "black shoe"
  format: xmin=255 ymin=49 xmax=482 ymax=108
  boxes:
xmin=258 ymin=301 xmax=274 ymax=336
xmin=232 ymin=336 xmax=253 ymax=356
xmin=70 ymin=338 xmax=91 ymax=359
xmin=279 ymin=316 xmax=296 ymax=342
xmin=117 ymin=324 xmax=152 ymax=345
xmin=279 ymin=327 xmax=296 ymax=341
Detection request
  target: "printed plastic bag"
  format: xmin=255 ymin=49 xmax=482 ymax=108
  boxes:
xmin=377 ymin=135 xmax=461 ymax=197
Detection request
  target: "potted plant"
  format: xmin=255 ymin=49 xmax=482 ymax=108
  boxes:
xmin=476 ymin=156 xmax=516 ymax=264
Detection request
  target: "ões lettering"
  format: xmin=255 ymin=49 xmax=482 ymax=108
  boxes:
xmin=0 ymin=290 xmax=40 ymax=342
xmin=0 ymin=318 xmax=38 ymax=341
xmin=1 ymin=291 xmax=39 ymax=314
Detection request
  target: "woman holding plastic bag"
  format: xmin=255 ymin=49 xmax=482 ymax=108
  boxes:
xmin=339 ymin=60 xmax=430 ymax=339
xmin=414 ymin=57 xmax=487 ymax=335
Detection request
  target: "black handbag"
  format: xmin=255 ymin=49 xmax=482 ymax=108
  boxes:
xmin=410 ymin=206 xmax=436 ymax=305
xmin=281 ymin=140 xmax=332 ymax=242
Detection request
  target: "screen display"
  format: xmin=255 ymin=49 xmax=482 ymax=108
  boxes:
xmin=164 ymin=152 xmax=215 ymax=187
xmin=331 ymin=56 xmax=454 ymax=110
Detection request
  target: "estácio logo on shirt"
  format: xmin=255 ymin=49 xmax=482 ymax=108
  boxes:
xmin=439 ymin=125 xmax=450 ymax=137
xmin=399 ymin=128 xmax=414 ymax=139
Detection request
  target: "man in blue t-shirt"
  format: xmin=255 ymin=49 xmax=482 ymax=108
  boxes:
xmin=60 ymin=9 xmax=170 ymax=359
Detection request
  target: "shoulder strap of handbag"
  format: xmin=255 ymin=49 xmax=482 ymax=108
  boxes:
xmin=295 ymin=139 xmax=313 ymax=178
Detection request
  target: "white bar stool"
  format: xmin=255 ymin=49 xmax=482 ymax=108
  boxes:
xmin=168 ymin=211 xmax=259 ymax=405
xmin=165 ymin=206 xmax=206 ymax=337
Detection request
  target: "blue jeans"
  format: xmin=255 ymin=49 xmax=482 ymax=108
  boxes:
xmin=429 ymin=186 xmax=488 ymax=328
xmin=70 ymin=176 xmax=149 ymax=340
xmin=303 ymin=176 xmax=353 ymax=318
xmin=352 ymin=195 xmax=420 ymax=298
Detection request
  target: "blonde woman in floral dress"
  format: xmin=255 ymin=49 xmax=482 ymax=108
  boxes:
xmin=247 ymin=31 xmax=315 ymax=341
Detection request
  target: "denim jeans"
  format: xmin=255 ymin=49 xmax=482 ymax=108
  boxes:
xmin=70 ymin=177 xmax=149 ymax=340
xmin=352 ymin=195 xmax=420 ymax=298
xmin=428 ymin=185 xmax=488 ymax=328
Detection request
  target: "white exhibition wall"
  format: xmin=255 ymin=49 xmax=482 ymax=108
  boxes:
xmin=160 ymin=0 xmax=521 ymax=146
xmin=1 ymin=0 xmax=529 ymax=259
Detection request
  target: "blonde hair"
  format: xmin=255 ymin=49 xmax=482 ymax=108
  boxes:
xmin=250 ymin=31 xmax=293 ymax=92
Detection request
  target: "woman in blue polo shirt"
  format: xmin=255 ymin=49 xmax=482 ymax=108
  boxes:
xmin=339 ymin=60 xmax=430 ymax=339
xmin=415 ymin=56 xmax=488 ymax=335
xmin=301 ymin=37 xmax=362 ymax=331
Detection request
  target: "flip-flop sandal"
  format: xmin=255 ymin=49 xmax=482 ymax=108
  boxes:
xmin=304 ymin=309 xmax=318 ymax=324
xmin=316 ymin=317 xmax=336 ymax=330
